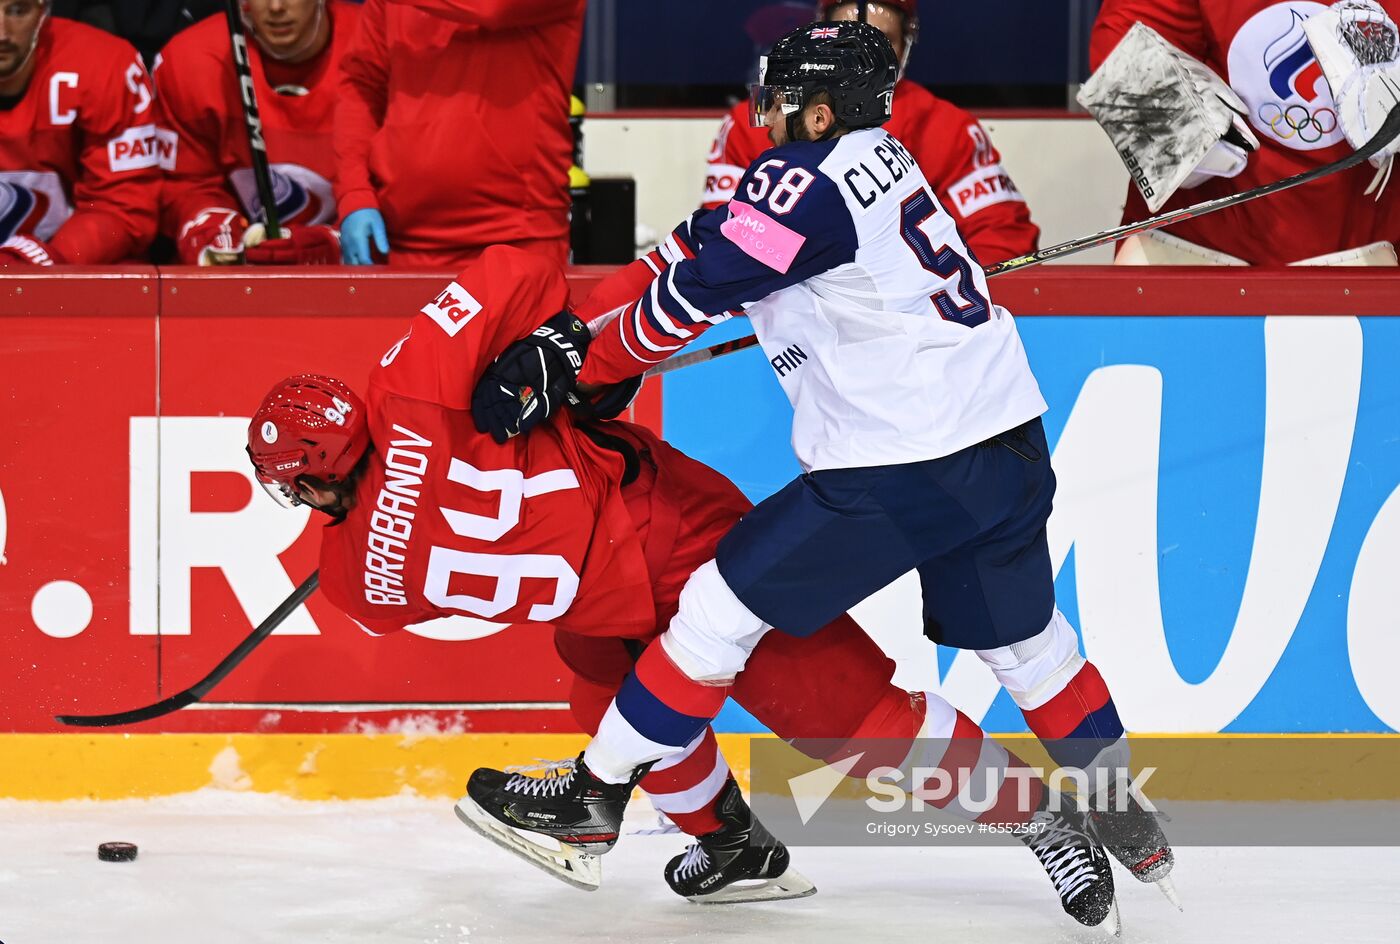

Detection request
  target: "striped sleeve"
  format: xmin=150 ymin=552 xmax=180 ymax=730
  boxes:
xmin=579 ymin=172 xmax=858 ymax=385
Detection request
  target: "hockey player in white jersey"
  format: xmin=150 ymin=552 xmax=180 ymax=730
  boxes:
xmin=464 ymin=21 xmax=1173 ymax=932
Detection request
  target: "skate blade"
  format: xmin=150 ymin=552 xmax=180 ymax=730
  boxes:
xmin=453 ymin=795 xmax=602 ymax=892
xmin=686 ymin=867 xmax=817 ymax=905
xmin=1096 ymin=898 xmax=1122 ymax=938
xmin=1154 ymin=874 xmax=1183 ymax=911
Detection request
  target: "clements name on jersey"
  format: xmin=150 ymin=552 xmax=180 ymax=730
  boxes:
xmin=363 ymin=424 xmax=434 ymax=606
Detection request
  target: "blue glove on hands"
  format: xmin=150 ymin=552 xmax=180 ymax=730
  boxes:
xmin=340 ymin=208 xmax=389 ymax=265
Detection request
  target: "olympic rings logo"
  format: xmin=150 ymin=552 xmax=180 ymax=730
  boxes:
xmin=1258 ymin=102 xmax=1339 ymax=143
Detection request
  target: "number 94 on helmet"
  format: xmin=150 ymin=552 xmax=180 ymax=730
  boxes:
xmin=246 ymin=373 xmax=370 ymax=511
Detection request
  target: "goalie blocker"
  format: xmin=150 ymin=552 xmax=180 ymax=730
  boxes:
xmin=1077 ymin=22 xmax=1260 ymax=213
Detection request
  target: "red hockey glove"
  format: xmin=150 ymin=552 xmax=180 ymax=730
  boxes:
xmin=177 ymin=207 xmax=258 ymax=265
xmin=244 ymin=225 xmax=341 ymax=266
xmin=0 ymin=235 xmax=58 ymax=266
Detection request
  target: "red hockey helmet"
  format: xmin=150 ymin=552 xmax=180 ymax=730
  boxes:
xmin=247 ymin=374 xmax=369 ymax=508
xmin=818 ymin=0 xmax=919 ymax=68
xmin=818 ymin=0 xmax=917 ymax=18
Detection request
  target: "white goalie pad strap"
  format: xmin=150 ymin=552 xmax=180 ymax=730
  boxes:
xmin=1077 ymin=22 xmax=1260 ymax=212
xmin=1289 ymin=239 xmax=1399 ymax=265
xmin=1114 ymin=231 xmax=1249 ymax=266
xmin=1304 ymin=1 xmax=1400 ymax=166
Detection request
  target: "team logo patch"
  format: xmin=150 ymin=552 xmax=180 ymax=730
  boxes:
xmin=107 ymin=124 xmax=162 ymax=172
xmin=421 ymin=281 xmax=484 ymax=337
xmin=945 ymin=165 xmax=1026 ymax=217
xmin=720 ymin=200 xmax=807 ymax=274
xmin=154 ymin=128 xmax=178 ymax=170
xmin=722 ymin=198 xmax=812 ymax=271
xmin=1227 ymin=2 xmax=1344 ymax=150
xmin=261 ymin=421 xmax=278 ymax=444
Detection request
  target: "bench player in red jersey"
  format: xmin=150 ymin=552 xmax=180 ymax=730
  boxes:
xmin=247 ymin=245 xmax=1079 ymax=912
xmin=0 ymin=1 xmax=160 ymax=265
xmin=701 ymin=0 xmax=1040 ymax=265
xmin=332 ymin=0 xmax=585 ymax=268
xmin=154 ymin=0 xmax=359 ymax=265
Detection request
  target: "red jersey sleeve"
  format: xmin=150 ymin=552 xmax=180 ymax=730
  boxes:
xmin=1089 ymin=0 xmax=1208 ymax=68
xmin=922 ymin=113 xmax=1040 ymax=265
xmin=391 ymin=0 xmax=582 ymax=29
xmin=48 ymin=39 xmax=160 ymax=263
xmin=152 ymin=38 xmax=243 ymax=240
xmin=701 ymin=100 xmax=770 ymax=210
xmin=372 ymin=244 xmax=573 ymax=408
xmin=334 ymin=0 xmax=388 ymax=220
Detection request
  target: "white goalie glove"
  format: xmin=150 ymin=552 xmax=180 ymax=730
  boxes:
xmin=1078 ymin=23 xmax=1261 ymax=212
xmin=1305 ymin=0 xmax=1400 ymax=193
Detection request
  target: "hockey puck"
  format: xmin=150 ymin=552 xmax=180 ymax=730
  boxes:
xmin=97 ymin=842 xmax=138 ymax=862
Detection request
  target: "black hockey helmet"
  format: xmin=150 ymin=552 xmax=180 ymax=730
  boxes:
xmin=750 ymin=20 xmax=898 ymax=140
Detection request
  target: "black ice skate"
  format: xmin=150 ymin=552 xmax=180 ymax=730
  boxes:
xmin=664 ymin=780 xmax=816 ymax=904
xmin=454 ymin=755 xmax=642 ymax=892
xmin=1020 ymin=798 xmax=1121 ymax=936
xmin=1088 ymin=778 xmax=1181 ymax=909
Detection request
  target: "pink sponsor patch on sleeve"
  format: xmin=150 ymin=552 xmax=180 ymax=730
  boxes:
xmin=720 ymin=200 xmax=807 ymax=274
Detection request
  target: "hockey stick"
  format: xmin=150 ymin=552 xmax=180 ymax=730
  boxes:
xmin=224 ymin=0 xmax=281 ymax=239
xmin=642 ymin=102 xmax=1400 ymax=379
xmin=54 ymin=571 xmax=319 ymax=727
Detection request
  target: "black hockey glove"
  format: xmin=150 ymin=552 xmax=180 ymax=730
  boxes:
xmin=567 ymin=375 xmax=644 ymax=422
xmin=472 ymin=309 xmax=591 ymax=444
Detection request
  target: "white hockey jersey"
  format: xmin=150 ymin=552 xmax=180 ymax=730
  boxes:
xmin=581 ymin=128 xmax=1048 ymax=472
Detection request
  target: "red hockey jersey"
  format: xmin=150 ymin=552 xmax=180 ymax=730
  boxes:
xmin=153 ymin=3 xmax=359 ymax=241
xmin=317 ymin=245 xmax=655 ymax=640
xmin=333 ymin=0 xmax=585 ymax=264
xmin=1091 ymin=0 xmax=1400 ymax=262
xmin=701 ymin=80 xmax=1041 ymax=265
xmin=0 ymin=17 xmax=159 ymax=263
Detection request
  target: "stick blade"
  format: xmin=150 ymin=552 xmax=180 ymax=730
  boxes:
xmin=54 ymin=691 xmax=197 ymax=728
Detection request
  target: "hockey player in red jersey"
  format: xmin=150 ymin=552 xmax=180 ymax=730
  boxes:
xmin=154 ymin=0 xmax=358 ymax=265
xmin=0 ymin=2 xmax=160 ymax=265
xmin=701 ymin=0 xmax=1040 ymax=265
xmin=248 ymin=245 xmax=1102 ymax=918
xmin=1084 ymin=0 xmax=1400 ymax=265
xmin=333 ymin=0 xmax=584 ymax=268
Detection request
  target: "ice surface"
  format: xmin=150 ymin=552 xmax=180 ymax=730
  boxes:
xmin=0 ymin=791 xmax=1394 ymax=944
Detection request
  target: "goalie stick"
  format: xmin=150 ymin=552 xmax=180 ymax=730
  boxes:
xmin=225 ymin=0 xmax=282 ymax=240
xmin=642 ymin=101 xmax=1400 ymax=379
xmin=54 ymin=571 xmax=319 ymax=727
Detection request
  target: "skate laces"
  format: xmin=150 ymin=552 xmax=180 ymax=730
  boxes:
xmin=503 ymin=757 xmax=578 ymax=798
xmin=1027 ymin=812 xmax=1102 ymax=904
xmin=674 ymin=843 xmax=711 ymax=881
